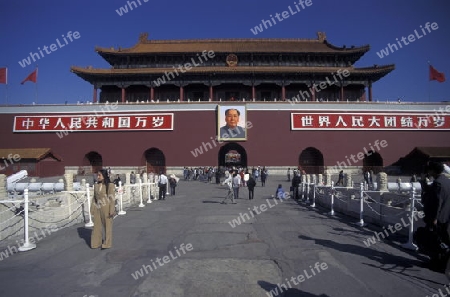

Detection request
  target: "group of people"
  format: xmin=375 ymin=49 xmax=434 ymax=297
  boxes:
xmin=416 ymin=162 xmax=450 ymax=278
xmin=155 ymin=171 xmax=179 ymax=199
xmin=219 ymin=167 xmax=286 ymax=204
xmin=221 ymin=169 xmax=257 ymax=203
xmin=106 ymin=170 xmax=149 ymax=186
xmin=91 ymin=162 xmax=450 ymax=283
xmin=183 ymin=167 xmax=218 ymax=182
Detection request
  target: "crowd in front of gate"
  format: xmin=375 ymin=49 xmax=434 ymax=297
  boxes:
xmin=7 ymin=158 xmax=450 ymax=284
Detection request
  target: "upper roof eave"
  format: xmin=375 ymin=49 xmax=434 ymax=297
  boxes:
xmin=94 ymin=32 xmax=370 ymax=55
xmin=70 ymin=64 xmax=395 ymax=76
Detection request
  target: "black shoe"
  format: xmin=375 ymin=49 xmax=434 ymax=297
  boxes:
xmin=446 ymin=258 xmax=450 ymax=281
xmin=428 ymin=258 xmax=446 ymax=273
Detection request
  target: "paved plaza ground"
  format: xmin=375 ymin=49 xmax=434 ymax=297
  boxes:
xmin=0 ymin=175 xmax=448 ymax=297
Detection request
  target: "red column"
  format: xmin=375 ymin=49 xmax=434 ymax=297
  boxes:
xmin=121 ymin=88 xmax=126 ymax=103
xmin=368 ymin=83 xmax=373 ymax=102
xmin=180 ymin=86 xmax=184 ymax=101
xmin=281 ymin=85 xmax=286 ymax=101
xmin=252 ymin=85 xmax=256 ymax=100
xmin=150 ymin=87 xmax=154 ymax=101
xmin=311 ymin=86 xmax=316 ymax=101
xmin=209 ymin=85 xmax=213 ymax=101
xmin=340 ymin=85 xmax=344 ymax=101
xmin=93 ymin=86 xmax=97 ymax=103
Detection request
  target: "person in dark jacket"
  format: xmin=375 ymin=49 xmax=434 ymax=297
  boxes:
xmin=169 ymin=175 xmax=178 ymax=195
xmin=426 ymin=162 xmax=450 ymax=276
xmin=113 ymin=174 xmax=121 ymax=187
xmin=215 ymin=168 xmax=221 ymax=184
xmin=291 ymin=171 xmax=301 ymax=200
xmin=260 ymin=169 xmax=267 ymax=187
xmin=336 ymin=170 xmax=344 ymax=186
xmin=421 ymin=178 xmax=439 ymax=229
xmin=428 ymin=162 xmax=450 ymax=242
xmin=247 ymin=175 xmax=256 ymax=200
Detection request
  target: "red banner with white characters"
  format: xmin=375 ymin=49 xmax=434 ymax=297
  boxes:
xmin=291 ymin=113 xmax=450 ymax=130
xmin=13 ymin=113 xmax=174 ymax=132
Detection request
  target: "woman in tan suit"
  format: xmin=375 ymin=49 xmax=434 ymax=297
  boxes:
xmin=90 ymin=169 xmax=116 ymax=249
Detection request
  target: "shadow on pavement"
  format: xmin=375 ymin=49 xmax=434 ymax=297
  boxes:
xmin=364 ymin=262 xmax=448 ymax=287
xmin=258 ymin=280 xmax=330 ymax=296
xmin=298 ymin=234 xmax=423 ymax=270
xmin=77 ymin=227 xmax=92 ymax=247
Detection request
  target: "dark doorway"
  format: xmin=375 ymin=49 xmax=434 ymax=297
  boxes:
xmin=299 ymin=147 xmax=324 ymax=174
xmin=83 ymin=151 xmax=103 ymax=174
xmin=144 ymin=148 xmax=166 ymax=174
xmin=218 ymin=143 xmax=247 ymax=168
xmin=363 ymin=151 xmax=383 ymax=173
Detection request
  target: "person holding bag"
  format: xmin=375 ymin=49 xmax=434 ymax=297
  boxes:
xmin=90 ymin=169 xmax=116 ymax=249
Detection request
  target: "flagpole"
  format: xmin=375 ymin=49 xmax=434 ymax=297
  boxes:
xmin=5 ymin=83 xmax=9 ymax=105
xmin=427 ymin=61 xmax=431 ymax=102
xmin=35 ymin=66 xmax=38 ymax=104
xmin=1 ymin=65 xmax=7 ymax=105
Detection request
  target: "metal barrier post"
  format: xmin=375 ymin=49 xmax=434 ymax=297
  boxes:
xmin=402 ymin=186 xmax=418 ymax=251
xmin=18 ymin=189 xmax=37 ymax=252
xmin=358 ymin=183 xmax=365 ymax=226
xmin=305 ymin=183 xmax=309 ymax=202
xmin=138 ymin=179 xmax=145 ymax=207
xmin=301 ymin=182 xmax=305 ymax=200
xmin=84 ymin=183 xmax=94 ymax=227
xmin=311 ymin=184 xmax=316 ymax=208
xmin=147 ymin=180 xmax=152 ymax=203
xmin=118 ymin=181 xmax=126 ymax=215
xmin=329 ymin=181 xmax=335 ymax=216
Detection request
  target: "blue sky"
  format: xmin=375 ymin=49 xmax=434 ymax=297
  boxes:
xmin=0 ymin=0 xmax=449 ymax=105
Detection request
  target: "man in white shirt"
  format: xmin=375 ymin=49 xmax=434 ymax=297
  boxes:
xmin=158 ymin=171 xmax=168 ymax=200
xmin=221 ymin=171 xmax=235 ymax=204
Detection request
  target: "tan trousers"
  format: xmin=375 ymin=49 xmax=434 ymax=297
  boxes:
xmin=91 ymin=204 xmax=113 ymax=248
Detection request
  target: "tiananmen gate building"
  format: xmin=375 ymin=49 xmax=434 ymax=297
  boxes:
xmin=1 ymin=32 xmax=449 ymax=177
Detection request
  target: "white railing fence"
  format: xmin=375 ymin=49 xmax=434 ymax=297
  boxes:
xmin=295 ymin=176 xmax=423 ymax=251
xmin=0 ymin=179 xmax=157 ymax=252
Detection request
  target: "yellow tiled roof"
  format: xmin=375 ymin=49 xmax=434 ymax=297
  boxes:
xmin=95 ymin=33 xmax=369 ymax=55
xmin=0 ymin=148 xmax=62 ymax=161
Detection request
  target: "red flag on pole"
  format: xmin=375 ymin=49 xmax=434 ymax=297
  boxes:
xmin=429 ymin=65 xmax=445 ymax=82
xmin=0 ymin=67 xmax=7 ymax=84
xmin=21 ymin=69 xmax=37 ymax=84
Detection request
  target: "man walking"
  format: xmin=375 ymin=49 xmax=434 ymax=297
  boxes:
xmin=232 ymin=172 xmax=241 ymax=199
xmin=247 ymin=175 xmax=256 ymax=200
xmin=158 ymin=171 xmax=168 ymax=200
xmin=221 ymin=171 xmax=235 ymax=204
